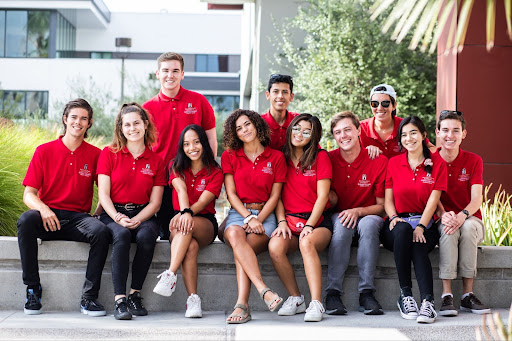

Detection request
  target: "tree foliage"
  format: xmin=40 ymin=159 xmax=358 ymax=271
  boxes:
xmin=274 ymin=0 xmax=437 ymax=142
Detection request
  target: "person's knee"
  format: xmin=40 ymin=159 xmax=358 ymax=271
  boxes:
xmin=268 ymin=239 xmax=287 ymax=260
xmin=112 ymin=227 xmax=131 ymax=244
xmin=17 ymin=210 xmax=41 ymax=235
xmin=459 ymin=220 xmax=479 ymax=237
xmin=224 ymin=226 xmax=245 ymax=245
xmin=299 ymin=236 xmax=315 ymax=254
xmin=358 ymin=216 xmax=382 ymax=237
xmin=186 ymin=238 xmax=200 ymax=257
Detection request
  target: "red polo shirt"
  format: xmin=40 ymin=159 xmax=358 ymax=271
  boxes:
xmin=221 ymin=146 xmax=286 ymax=203
xmin=360 ymin=116 xmax=404 ymax=159
xmin=435 ymin=148 xmax=483 ymax=219
xmin=143 ymin=87 xmax=216 ymax=165
xmin=169 ymin=165 xmax=224 ymax=215
xmin=261 ymin=110 xmax=299 ymax=151
xmin=386 ymin=152 xmax=447 ymax=214
xmin=97 ymin=147 xmax=166 ymax=205
xmin=329 ymin=147 xmax=387 ymax=212
xmin=281 ymin=150 xmax=332 ymax=214
xmin=23 ymin=137 xmax=100 ymax=213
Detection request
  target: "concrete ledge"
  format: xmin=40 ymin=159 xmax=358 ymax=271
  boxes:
xmin=0 ymin=236 xmax=511 ymax=312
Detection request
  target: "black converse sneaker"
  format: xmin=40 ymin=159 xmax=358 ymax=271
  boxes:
xmin=127 ymin=291 xmax=148 ymax=316
xmin=24 ymin=285 xmax=42 ymax=315
xmin=80 ymin=298 xmax=107 ymax=317
xmin=417 ymin=295 xmax=437 ymax=323
xmin=397 ymin=287 xmax=419 ymax=320
xmin=325 ymin=290 xmax=347 ymax=315
xmin=114 ymin=297 xmax=132 ymax=320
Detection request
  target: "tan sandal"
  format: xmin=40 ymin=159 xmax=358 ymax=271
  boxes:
xmin=226 ymin=303 xmax=251 ymax=324
xmin=260 ymin=287 xmax=283 ymax=312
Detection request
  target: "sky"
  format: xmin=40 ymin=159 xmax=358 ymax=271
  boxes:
xmin=102 ymin=0 xmax=209 ymax=13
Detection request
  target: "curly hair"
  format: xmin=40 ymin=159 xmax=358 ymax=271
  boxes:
xmin=109 ymin=102 xmax=158 ymax=153
xmin=223 ymin=109 xmax=270 ymax=150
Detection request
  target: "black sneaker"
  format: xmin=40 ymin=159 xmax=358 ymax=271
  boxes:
xmin=358 ymin=289 xmax=384 ymax=315
xmin=80 ymin=297 xmax=107 ymax=317
xmin=439 ymin=294 xmax=458 ymax=316
xmin=397 ymin=287 xmax=419 ymax=320
xmin=24 ymin=285 xmax=42 ymax=315
xmin=127 ymin=291 xmax=148 ymax=316
xmin=325 ymin=290 xmax=347 ymax=315
xmin=114 ymin=297 xmax=132 ymax=320
xmin=461 ymin=293 xmax=491 ymax=314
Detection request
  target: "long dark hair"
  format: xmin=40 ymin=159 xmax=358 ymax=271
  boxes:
xmin=283 ymin=113 xmax=322 ymax=172
xmin=171 ymin=124 xmax=220 ymax=179
xmin=398 ymin=116 xmax=432 ymax=174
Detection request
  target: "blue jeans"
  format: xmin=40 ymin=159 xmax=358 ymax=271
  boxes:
xmin=100 ymin=208 xmax=159 ymax=296
xmin=326 ymin=214 xmax=383 ymax=295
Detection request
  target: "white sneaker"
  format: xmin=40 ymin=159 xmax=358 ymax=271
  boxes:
xmin=153 ymin=270 xmax=177 ymax=297
xmin=417 ymin=299 xmax=437 ymax=324
xmin=185 ymin=294 xmax=202 ymax=318
xmin=278 ymin=295 xmax=306 ymax=316
xmin=304 ymin=300 xmax=325 ymax=322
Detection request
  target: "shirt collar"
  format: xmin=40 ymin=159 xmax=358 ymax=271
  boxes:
xmin=235 ymin=146 xmax=273 ymax=159
xmin=333 ymin=145 xmax=365 ymax=169
xmin=264 ymin=109 xmax=293 ymax=129
xmin=158 ymin=87 xmax=184 ymax=102
xmin=57 ymin=135 xmax=86 ymax=155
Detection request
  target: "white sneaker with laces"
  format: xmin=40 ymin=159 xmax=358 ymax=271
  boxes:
xmin=185 ymin=294 xmax=202 ymax=318
xmin=304 ymin=300 xmax=325 ymax=322
xmin=153 ymin=270 xmax=177 ymax=297
xmin=417 ymin=299 xmax=437 ymax=324
xmin=278 ymin=295 xmax=306 ymax=316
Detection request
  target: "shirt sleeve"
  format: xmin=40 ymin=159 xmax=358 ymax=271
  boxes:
xmin=168 ymin=162 xmax=177 ymax=187
xmin=273 ymin=152 xmax=287 ymax=183
xmin=374 ymin=156 xmax=388 ymax=198
xmin=22 ymin=147 xmax=43 ymax=189
xmin=96 ymin=147 xmax=113 ymax=176
xmin=316 ymin=150 xmax=332 ymax=181
xmin=200 ymin=95 xmax=216 ymax=131
xmin=433 ymin=160 xmax=448 ymax=192
xmin=385 ymin=159 xmax=394 ymax=189
xmin=154 ymin=157 xmax=167 ymax=187
xmin=221 ymin=150 xmax=234 ymax=175
xmin=470 ymin=154 xmax=484 ymax=186
xmin=205 ymin=168 xmax=224 ymax=198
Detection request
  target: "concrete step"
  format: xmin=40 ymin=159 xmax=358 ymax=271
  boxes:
xmin=0 ymin=236 xmax=511 ymax=313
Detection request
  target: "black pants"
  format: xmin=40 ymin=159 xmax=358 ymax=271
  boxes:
xmin=156 ymin=185 xmax=174 ymax=240
xmin=100 ymin=208 xmax=159 ymax=296
xmin=17 ymin=209 xmax=110 ymax=299
xmin=380 ymin=220 xmax=439 ymax=300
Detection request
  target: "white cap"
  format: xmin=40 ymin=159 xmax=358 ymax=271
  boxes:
xmin=369 ymin=84 xmax=396 ymax=102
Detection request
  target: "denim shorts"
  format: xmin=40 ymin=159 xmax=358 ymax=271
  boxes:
xmin=225 ymin=208 xmax=277 ymax=238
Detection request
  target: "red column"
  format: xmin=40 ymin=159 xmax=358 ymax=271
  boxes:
xmin=437 ymin=0 xmax=512 ymax=195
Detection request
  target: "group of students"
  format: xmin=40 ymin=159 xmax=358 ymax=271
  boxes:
xmin=17 ymin=52 xmax=489 ymax=324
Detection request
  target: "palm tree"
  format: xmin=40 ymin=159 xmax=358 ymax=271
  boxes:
xmin=369 ymin=0 xmax=512 ymax=53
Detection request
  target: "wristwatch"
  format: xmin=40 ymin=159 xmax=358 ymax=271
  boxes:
xmin=462 ymin=209 xmax=470 ymax=219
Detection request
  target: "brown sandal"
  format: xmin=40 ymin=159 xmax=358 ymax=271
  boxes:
xmin=260 ymin=287 xmax=283 ymax=312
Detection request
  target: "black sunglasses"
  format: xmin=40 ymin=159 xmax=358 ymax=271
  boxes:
xmin=440 ymin=110 xmax=464 ymax=116
xmin=370 ymin=100 xmax=391 ymax=108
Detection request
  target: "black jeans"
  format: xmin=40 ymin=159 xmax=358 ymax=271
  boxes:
xmin=156 ymin=185 xmax=174 ymax=240
xmin=380 ymin=219 xmax=439 ymax=300
xmin=100 ymin=208 xmax=159 ymax=296
xmin=17 ymin=209 xmax=110 ymax=299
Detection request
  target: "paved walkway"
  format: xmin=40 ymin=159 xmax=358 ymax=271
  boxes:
xmin=0 ymin=308 xmax=507 ymax=340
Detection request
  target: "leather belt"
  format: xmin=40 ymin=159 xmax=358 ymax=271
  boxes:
xmin=114 ymin=203 xmax=147 ymax=211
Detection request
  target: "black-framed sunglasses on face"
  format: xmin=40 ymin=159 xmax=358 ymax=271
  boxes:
xmin=370 ymin=100 xmax=391 ymax=108
xmin=440 ymin=110 xmax=464 ymax=116
xmin=292 ymin=126 xmax=311 ymax=139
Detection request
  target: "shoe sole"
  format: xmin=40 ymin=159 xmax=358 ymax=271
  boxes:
xmin=397 ymin=301 xmax=418 ymax=320
xmin=24 ymin=308 xmax=42 ymax=315
xmin=81 ymin=308 xmax=107 ymax=317
xmin=359 ymin=306 xmax=384 ymax=315
xmin=227 ymin=315 xmax=251 ymax=324
xmin=325 ymin=308 xmax=347 ymax=315
xmin=460 ymin=306 xmax=491 ymax=314
xmin=278 ymin=304 xmax=307 ymax=316
xmin=185 ymin=311 xmax=203 ymax=318
xmin=128 ymin=309 xmax=148 ymax=316
xmin=439 ymin=309 xmax=458 ymax=316
xmin=304 ymin=314 xmax=323 ymax=322
xmin=417 ymin=316 xmax=436 ymax=323
xmin=153 ymin=288 xmax=174 ymax=297
xmin=115 ymin=312 xmax=133 ymax=320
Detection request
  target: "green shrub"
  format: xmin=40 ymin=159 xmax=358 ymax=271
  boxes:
xmin=481 ymin=184 xmax=512 ymax=246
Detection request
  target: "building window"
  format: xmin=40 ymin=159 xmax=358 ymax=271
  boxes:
xmin=1 ymin=10 xmax=50 ymax=58
xmin=195 ymin=54 xmax=229 ymax=72
xmin=56 ymin=12 xmax=75 ymax=57
xmin=0 ymin=90 xmax=48 ymax=118
xmin=91 ymin=51 xmax=112 ymax=59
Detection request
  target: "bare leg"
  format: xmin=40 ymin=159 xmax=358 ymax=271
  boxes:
xmin=462 ymin=277 xmax=474 ymax=294
xmin=299 ymin=228 xmax=332 ymax=301
xmin=268 ymin=235 xmax=300 ymax=296
xmin=442 ymin=279 xmax=453 ymax=295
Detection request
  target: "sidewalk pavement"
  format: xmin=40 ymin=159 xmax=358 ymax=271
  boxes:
xmin=0 ymin=308 xmax=507 ymax=340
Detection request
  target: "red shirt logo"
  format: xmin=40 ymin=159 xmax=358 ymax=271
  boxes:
xmin=196 ymin=178 xmax=206 ymax=191
xmin=303 ymin=166 xmax=316 ymax=177
xmin=184 ymin=102 xmax=197 ymax=115
xmin=421 ymin=173 xmax=435 ymax=184
xmin=141 ymin=164 xmax=154 ymax=176
xmin=79 ymin=163 xmax=92 ymax=177
xmin=458 ymin=168 xmax=470 ymax=182
xmin=358 ymin=174 xmax=371 ymax=187
xmin=262 ymin=162 xmax=273 ymax=175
